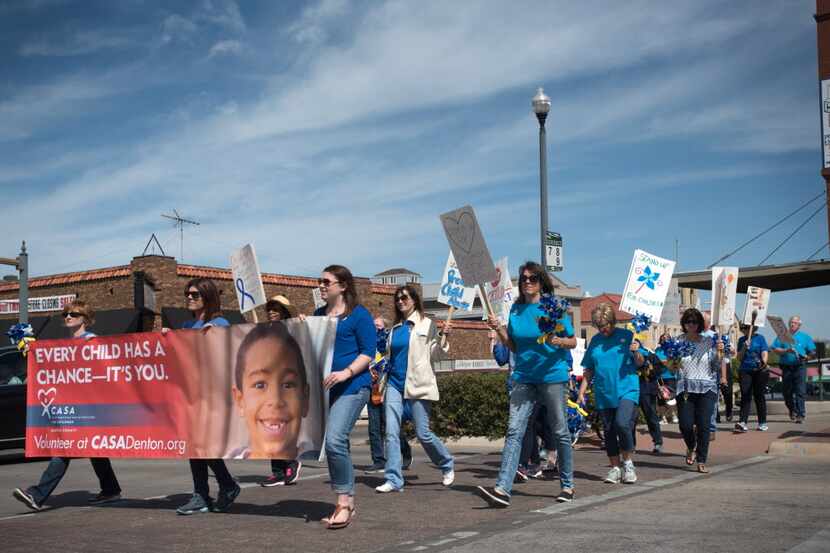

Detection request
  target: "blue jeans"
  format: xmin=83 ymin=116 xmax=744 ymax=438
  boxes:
xmin=384 ymin=386 xmax=453 ymax=489
xmin=367 ymin=400 xmax=386 ymax=464
xmin=677 ymin=391 xmax=716 ymax=463
xmin=496 ymin=382 xmax=573 ymax=495
xmin=325 ymin=388 xmax=370 ymax=495
xmin=599 ymin=399 xmax=637 ymax=457
xmin=781 ymin=364 xmax=806 ymax=418
xmin=709 ymin=386 xmax=720 ymax=433
xmin=27 ymin=457 xmax=120 ymax=504
xmin=638 ymin=392 xmax=663 ymax=447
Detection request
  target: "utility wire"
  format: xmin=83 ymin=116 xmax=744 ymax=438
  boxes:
xmin=806 ymin=240 xmax=830 ymax=261
xmin=758 ymin=202 xmax=827 ymax=266
xmin=707 ymin=190 xmax=826 ymax=268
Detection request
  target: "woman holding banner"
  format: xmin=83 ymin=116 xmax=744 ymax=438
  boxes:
xmin=12 ymin=300 xmax=123 ymax=512
xmin=735 ymin=324 xmax=770 ymax=433
xmin=173 ymin=278 xmax=241 ymax=515
xmin=374 ymin=284 xmax=454 ymax=493
xmin=314 ymin=265 xmax=375 ymax=530
xmin=478 ymin=261 xmax=576 ymax=507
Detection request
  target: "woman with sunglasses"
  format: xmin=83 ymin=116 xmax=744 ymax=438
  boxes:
xmin=375 ymin=285 xmax=454 ymax=493
xmin=314 ymin=265 xmax=376 ymax=529
xmin=479 ymin=261 xmax=576 ymax=507
xmin=172 ymin=278 xmax=241 ymax=515
xmin=673 ymin=308 xmax=724 ymax=473
xmin=577 ymin=303 xmax=644 ymax=484
xmin=13 ymin=301 xmax=123 ymax=512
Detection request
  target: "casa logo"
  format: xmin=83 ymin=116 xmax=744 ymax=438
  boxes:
xmin=36 ymin=388 xmax=75 ymax=418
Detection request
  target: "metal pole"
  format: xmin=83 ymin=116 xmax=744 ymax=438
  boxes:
xmin=18 ymin=241 xmax=28 ymax=324
xmin=538 ymin=113 xmax=549 ymax=266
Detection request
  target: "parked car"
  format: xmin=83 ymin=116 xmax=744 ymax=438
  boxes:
xmin=0 ymin=345 xmax=26 ymax=450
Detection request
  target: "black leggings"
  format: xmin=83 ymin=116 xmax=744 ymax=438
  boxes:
xmin=190 ymin=459 xmax=235 ymax=499
xmin=739 ymin=371 xmax=769 ymax=425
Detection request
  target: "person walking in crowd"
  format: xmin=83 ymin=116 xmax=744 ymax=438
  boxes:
xmin=478 ymin=261 xmax=576 ymax=506
xmin=772 ymin=315 xmax=816 ymax=423
xmin=638 ymin=341 xmax=664 ymax=454
xmin=259 ymin=295 xmax=303 ymax=487
xmin=313 ymin=265 xmax=375 ymax=530
xmin=654 ymin=334 xmax=679 ymax=425
xmin=172 ymin=278 xmax=240 ymax=515
xmin=13 ymin=301 xmax=123 ymax=512
xmin=673 ymin=308 xmax=724 ymax=473
xmin=374 ymin=285 xmax=455 ymax=493
xmin=735 ymin=324 xmax=770 ymax=433
xmin=577 ymin=304 xmax=644 ymax=484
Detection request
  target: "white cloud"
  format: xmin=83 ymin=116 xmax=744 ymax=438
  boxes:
xmin=208 ymin=39 xmax=242 ymax=58
xmin=161 ymin=14 xmax=197 ymax=44
xmin=198 ymin=0 xmax=246 ymax=33
xmin=19 ymin=30 xmax=133 ymax=57
xmin=286 ymin=0 xmax=348 ymax=44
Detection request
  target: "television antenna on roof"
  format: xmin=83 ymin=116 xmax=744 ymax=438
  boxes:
xmin=161 ymin=209 xmax=200 ymax=262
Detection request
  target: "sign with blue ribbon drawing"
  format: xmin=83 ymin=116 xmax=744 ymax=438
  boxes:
xmin=230 ymin=244 xmax=267 ymax=313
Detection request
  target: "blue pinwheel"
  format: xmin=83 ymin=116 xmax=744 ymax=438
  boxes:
xmin=635 ymin=265 xmax=660 ymax=293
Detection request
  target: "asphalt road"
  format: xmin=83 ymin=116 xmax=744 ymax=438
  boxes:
xmin=1 ymin=415 xmax=828 ymax=553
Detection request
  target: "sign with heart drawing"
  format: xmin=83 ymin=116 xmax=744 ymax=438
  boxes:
xmin=439 ymin=205 xmax=497 ymax=287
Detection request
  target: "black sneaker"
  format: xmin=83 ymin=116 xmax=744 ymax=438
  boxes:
xmin=12 ymin=488 xmax=42 ymax=511
xmin=212 ymin=483 xmax=241 ymax=513
xmin=363 ymin=462 xmax=385 ymax=474
xmin=402 ymin=457 xmax=413 ymax=470
xmin=556 ymin=489 xmax=574 ymax=503
xmin=284 ymin=461 xmax=301 ymax=485
xmin=176 ymin=493 xmax=212 ymax=515
xmin=476 ymin=485 xmax=510 ymax=507
xmin=260 ymin=474 xmax=284 ymax=487
xmin=88 ymin=491 xmax=122 ymax=505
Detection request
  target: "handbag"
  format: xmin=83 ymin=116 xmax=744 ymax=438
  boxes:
xmin=370 ymin=370 xmax=388 ymax=406
xmin=657 ymin=378 xmax=673 ymax=402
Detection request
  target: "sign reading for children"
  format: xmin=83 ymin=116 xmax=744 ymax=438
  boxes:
xmin=437 ymin=252 xmax=477 ymax=311
xmin=620 ymin=249 xmax=676 ymax=322
xmin=230 ymin=244 xmax=267 ymax=313
xmin=742 ymin=286 xmax=771 ymax=327
xmin=439 ymin=205 xmax=497 ymax=286
xmin=711 ymin=266 xmax=739 ymax=328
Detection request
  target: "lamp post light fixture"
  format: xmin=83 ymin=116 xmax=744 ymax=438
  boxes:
xmin=532 ymin=87 xmax=551 ymax=268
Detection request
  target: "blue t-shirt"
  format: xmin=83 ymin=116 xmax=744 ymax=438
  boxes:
xmin=182 ymin=316 xmax=230 ymax=329
xmin=314 ymin=304 xmax=375 ymax=401
xmin=507 ymin=302 xmax=574 ymax=384
xmin=654 ymin=347 xmax=675 ymax=380
xmin=737 ymin=334 xmax=768 ymax=372
xmin=772 ymin=331 xmax=816 ymax=366
xmin=388 ymin=322 xmax=412 ymax=393
xmin=582 ymin=327 xmax=640 ymax=409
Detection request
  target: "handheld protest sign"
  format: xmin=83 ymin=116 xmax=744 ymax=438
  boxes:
xmin=230 ymin=244 xmax=267 ymax=320
xmin=767 ymin=315 xmax=795 ymax=345
xmin=439 ymin=205 xmax=498 ymax=292
xmin=660 ymin=278 xmax=682 ymax=326
xmin=482 ymin=257 xmax=515 ymax=325
xmin=711 ymin=266 xmax=739 ymax=351
xmin=742 ymin=286 xmax=771 ymax=328
xmin=620 ymin=249 xmax=676 ymax=322
xmin=437 ymin=252 xmax=477 ymax=312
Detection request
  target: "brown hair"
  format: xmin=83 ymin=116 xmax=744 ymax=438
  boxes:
xmin=516 ymin=261 xmax=556 ymax=304
xmin=184 ymin=277 xmax=222 ymax=322
xmin=323 ymin=264 xmax=359 ymax=316
xmin=680 ymin=308 xmax=705 ymax=334
xmin=63 ymin=300 xmax=95 ymax=327
xmin=393 ymin=284 xmax=424 ymax=326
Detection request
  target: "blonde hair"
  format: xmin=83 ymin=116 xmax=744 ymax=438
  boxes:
xmin=591 ymin=303 xmax=616 ymax=328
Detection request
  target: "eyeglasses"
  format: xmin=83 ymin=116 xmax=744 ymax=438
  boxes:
xmin=395 ymin=294 xmax=412 ymax=303
xmin=184 ymin=291 xmax=201 ymax=300
xmin=318 ymin=278 xmax=340 ymax=288
xmin=63 ymin=312 xmax=83 ymax=319
xmin=519 ymin=274 xmax=540 ymax=284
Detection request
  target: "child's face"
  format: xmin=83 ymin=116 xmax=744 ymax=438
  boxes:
xmin=232 ymin=337 xmax=309 ymax=460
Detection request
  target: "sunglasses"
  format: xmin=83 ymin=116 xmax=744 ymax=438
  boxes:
xmin=184 ymin=291 xmax=201 ymax=300
xmin=63 ymin=312 xmax=83 ymax=319
xmin=519 ymin=274 xmax=540 ymax=284
xmin=395 ymin=294 xmax=412 ymax=303
xmin=318 ymin=278 xmax=340 ymax=287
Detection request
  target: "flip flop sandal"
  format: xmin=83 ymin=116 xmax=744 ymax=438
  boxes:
xmin=697 ymin=464 xmax=709 ymax=474
xmin=685 ymin=449 xmax=696 ymax=465
xmin=323 ymin=504 xmax=356 ymax=530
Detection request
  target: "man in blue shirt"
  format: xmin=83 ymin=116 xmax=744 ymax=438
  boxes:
xmin=771 ymin=316 xmax=816 ymax=423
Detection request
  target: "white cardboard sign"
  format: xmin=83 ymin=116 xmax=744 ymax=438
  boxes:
xmin=767 ymin=315 xmax=795 ymax=345
xmin=439 ymin=205 xmax=497 ymax=286
xmin=711 ymin=267 xmax=739 ymax=328
xmin=437 ymin=252 xmax=478 ymax=312
xmin=311 ymin=287 xmax=326 ymax=310
xmin=620 ymin=249 xmax=676 ymax=322
xmin=229 ymin=244 xmax=267 ymax=313
xmin=742 ymin=286 xmax=771 ymax=327
xmin=482 ymin=257 xmax=515 ymax=324
xmin=660 ymin=278 xmax=682 ymax=326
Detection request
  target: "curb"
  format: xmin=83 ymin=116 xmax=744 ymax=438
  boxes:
xmin=767 ymin=438 xmax=830 ymax=458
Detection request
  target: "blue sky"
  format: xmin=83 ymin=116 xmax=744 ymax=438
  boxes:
xmin=2 ymin=0 xmax=828 ymax=341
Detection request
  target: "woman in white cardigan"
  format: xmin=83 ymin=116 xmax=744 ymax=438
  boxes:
xmin=375 ymin=284 xmax=454 ymax=493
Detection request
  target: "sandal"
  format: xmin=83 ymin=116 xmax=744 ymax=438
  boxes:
xmin=697 ymin=464 xmax=709 ymax=474
xmin=685 ymin=449 xmax=696 ymax=466
xmin=322 ymin=504 xmax=356 ymax=530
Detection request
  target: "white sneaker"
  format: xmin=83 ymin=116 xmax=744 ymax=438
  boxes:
xmin=604 ymin=466 xmax=622 ymax=484
xmin=622 ymin=462 xmax=637 ymax=484
xmin=442 ymin=470 xmax=455 ymax=487
xmin=671 ymin=416 xmax=679 ymax=424
xmin=375 ymin=482 xmax=403 ymax=493
xmin=758 ymin=424 xmax=769 ymax=432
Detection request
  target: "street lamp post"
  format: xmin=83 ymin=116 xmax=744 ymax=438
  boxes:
xmin=532 ymin=87 xmax=551 ymax=268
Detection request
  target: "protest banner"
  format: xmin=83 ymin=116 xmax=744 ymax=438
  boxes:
xmin=620 ymin=249 xmax=676 ymax=322
xmin=660 ymin=278 xmax=682 ymax=326
xmin=439 ymin=205 xmax=497 ymax=316
xmin=482 ymin=257 xmax=515 ymax=325
xmin=742 ymin=286 xmax=771 ymax=328
xmin=437 ymin=252 xmax=478 ymax=312
xmin=711 ymin=267 xmax=739 ymax=328
xmin=767 ymin=315 xmax=795 ymax=345
xmin=230 ymin=244 xmax=267 ymax=315
xmin=26 ymin=318 xmax=336 ymax=460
